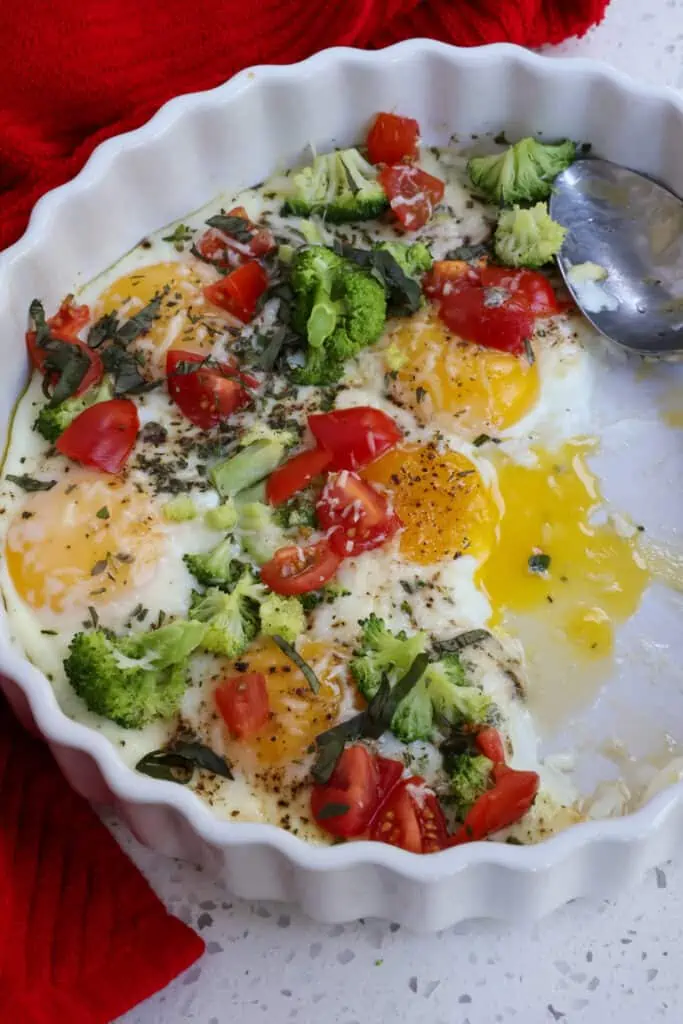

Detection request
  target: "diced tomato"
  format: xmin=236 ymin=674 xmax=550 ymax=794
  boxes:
xmin=367 ymin=112 xmax=420 ymax=166
xmin=260 ymin=539 xmax=341 ymax=595
xmin=265 ymin=447 xmax=333 ymax=506
xmin=374 ymin=755 xmax=404 ymax=809
xmin=424 ymin=262 xmax=560 ymax=357
xmin=475 ymin=726 xmax=506 ymax=764
xmin=378 ymin=165 xmax=445 ymax=231
xmin=308 ymin=407 xmax=402 ymax=471
xmin=47 ymin=299 xmax=90 ymax=339
xmin=203 ymin=261 xmax=268 ymax=323
xmin=370 ymin=777 xmax=449 ymax=854
xmin=55 ymin=398 xmax=139 ymax=473
xmin=449 ymin=764 xmax=540 ymax=846
xmin=316 ymin=471 xmax=401 ymax=557
xmin=166 ymin=350 xmax=250 ymax=430
xmin=194 ymin=207 xmax=275 ymax=269
xmin=215 ymin=673 xmax=270 ymax=739
xmin=167 ymin=348 xmax=259 ymax=391
xmin=311 ymin=745 xmax=381 ymax=838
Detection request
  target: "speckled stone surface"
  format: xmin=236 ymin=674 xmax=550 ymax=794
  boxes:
xmin=115 ymin=2 xmax=683 ymax=1020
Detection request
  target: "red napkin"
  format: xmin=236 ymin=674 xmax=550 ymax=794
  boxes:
xmin=0 ymin=697 xmax=205 ymax=1023
xmin=0 ymin=0 xmax=610 ymax=253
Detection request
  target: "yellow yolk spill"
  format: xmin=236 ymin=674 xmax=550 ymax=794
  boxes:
xmin=6 ymin=471 xmax=165 ymax=613
xmin=221 ymin=638 xmax=344 ymax=767
xmin=363 ymin=443 xmax=496 ymax=565
xmin=94 ymin=261 xmax=219 ymax=374
xmin=386 ymin=310 xmax=540 ymax=434
xmin=478 ymin=442 xmax=649 ymax=660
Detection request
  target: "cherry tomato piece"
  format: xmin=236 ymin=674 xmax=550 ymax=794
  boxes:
xmin=475 ymin=726 xmax=506 ymax=764
xmin=370 ymin=777 xmax=449 ymax=854
xmin=265 ymin=447 xmax=333 ymax=506
xmin=308 ymin=407 xmax=402 ymax=471
xmin=374 ymin=755 xmax=404 ymax=809
xmin=47 ymin=299 xmax=90 ymax=339
xmin=378 ymin=165 xmax=445 ymax=231
xmin=311 ymin=745 xmax=381 ymax=838
xmin=449 ymin=765 xmax=540 ymax=846
xmin=195 ymin=207 xmax=275 ymax=268
xmin=203 ymin=260 xmax=268 ymax=323
xmin=55 ymin=398 xmax=139 ymax=473
xmin=260 ymin=540 xmax=342 ymax=595
xmin=367 ymin=112 xmax=420 ymax=165
xmin=215 ymin=673 xmax=270 ymax=739
xmin=166 ymin=350 xmax=250 ymax=430
xmin=316 ymin=471 xmax=401 ymax=557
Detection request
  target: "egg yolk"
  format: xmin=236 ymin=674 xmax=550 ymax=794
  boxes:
xmin=387 ymin=310 xmax=539 ymax=434
xmin=478 ymin=442 xmax=649 ymax=659
xmin=362 ymin=443 xmax=495 ymax=565
xmin=94 ymin=261 xmax=218 ymax=374
xmin=222 ymin=638 xmax=344 ymax=767
xmin=6 ymin=471 xmax=165 ymax=614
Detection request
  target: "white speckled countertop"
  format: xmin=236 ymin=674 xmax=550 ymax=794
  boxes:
xmin=116 ymin=1 xmax=683 ymax=1020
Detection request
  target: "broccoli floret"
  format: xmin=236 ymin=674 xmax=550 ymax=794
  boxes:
xmin=300 ymin=580 xmax=350 ymax=612
xmin=183 ymin=536 xmax=244 ymax=589
xmin=350 ymin=613 xmax=428 ymax=702
xmin=204 ymin=498 xmax=238 ymax=531
xmin=377 ymin=241 xmax=433 ymax=277
xmin=162 ymin=495 xmax=197 ymax=522
xmin=189 ymin=571 xmax=265 ymax=657
xmin=279 ymin=148 xmax=389 ymax=223
xmin=290 ymin=246 xmax=387 ymax=385
xmin=34 ymin=378 xmax=113 ymax=443
xmin=494 ymin=202 xmax=567 ymax=268
xmin=449 ymin=753 xmax=493 ymax=820
xmin=259 ymin=592 xmax=306 ymax=643
xmin=236 ymin=501 xmax=287 ymax=564
xmin=64 ymin=619 xmax=207 ymax=728
xmin=272 ymin=493 xmax=317 ymax=529
xmin=390 ymin=675 xmax=434 ymax=742
xmin=210 ymin=439 xmax=287 ymax=499
xmin=468 ymin=137 xmax=576 ymax=205
xmin=424 ymin=656 xmax=492 ymax=725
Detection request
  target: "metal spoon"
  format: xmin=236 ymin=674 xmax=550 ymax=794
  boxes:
xmin=549 ymin=158 xmax=683 ymax=356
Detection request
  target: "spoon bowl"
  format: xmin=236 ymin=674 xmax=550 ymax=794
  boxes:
xmin=550 ymin=158 xmax=683 ymax=356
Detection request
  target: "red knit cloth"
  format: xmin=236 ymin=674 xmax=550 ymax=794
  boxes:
xmin=0 ymin=0 xmax=609 ymax=252
xmin=0 ymin=697 xmax=204 ymax=1023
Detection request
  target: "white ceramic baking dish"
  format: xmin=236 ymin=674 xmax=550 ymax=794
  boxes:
xmin=3 ymin=40 xmax=683 ymax=931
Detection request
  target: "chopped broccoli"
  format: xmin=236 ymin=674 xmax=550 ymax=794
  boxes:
xmin=64 ymin=619 xmax=207 ymax=728
xmin=34 ymin=378 xmax=113 ymax=443
xmin=350 ymin=616 xmax=491 ymax=743
xmin=189 ymin=571 xmax=265 ymax=657
xmin=350 ymin=613 xmax=428 ymax=702
xmin=448 ymin=752 xmax=493 ymax=820
xmin=162 ymin=495 xmax=197 ymax=522
xmin=210 ymin=439 xmax=287 ymax=499
xmin=384 ymin=343 xmax=408 ymax=372
xmin=204 ymin=498 xmax=238 ymax=531
xmin=468 ymin=137 xmax=576 ymax=206
xmin=300 ymin=580 xmax=350 ymax=611
xmin=183 ymin=536 xmax=244 ymax=589
xmin=259 ymin=592 xmax=306 ymax=643
xmin=239 ymin=424 xmax=298 ymax=449
xmin=272 ymin=493 xmax=317 ymax=529
xmin=494 ymin=202 xmax=567 ymax=268
xmin=279 ymin=148 xmax=389 ymax=223
xmin=376 ymin=241 xmax=433 ymax=277
xmin=236 ymin=501 xmax=287 ymax=564
xmin=290 ymin=246 xmax=387 ymax=385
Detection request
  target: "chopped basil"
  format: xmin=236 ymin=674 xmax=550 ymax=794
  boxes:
xmin=206 ymin=213 xmax=253 ymax=244
xmin=87 ymin=293 xmax=165 ymax=394
xmin=335 ymin=242 xmax=422 ymax=316
xmin=162 ymin=223 xmax=193 ymax=251
xmin=315 ymin=802 xmax=350 ymax=820
xmin=29 ymin=299 xmax=92 ymax=405
xmin=272 ymin=635 xmax=320 ymax=693
xmin=96 ymin=506 xmax=110 ymax=519
xmin=528 ymin=552 xmax=551 ymax=574
xmin=6 ymin=474 xmax=56 ymax=492
xmin=472 ymin=433 xmax=500 ymax=448
xmin=432 ymin=629 xmax=490 ymax=655
xmin=136 ymin=739 xmax=232 ymax=785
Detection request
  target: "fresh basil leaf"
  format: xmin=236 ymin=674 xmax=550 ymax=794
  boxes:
xmin=87 ymin=312 xmax=119 ymax=349
xmin=29 ymin=299 xmax=51 ymax=346
xmin=443 ymin=242 xmax=491 ymax=263
xmin=172 ymin=740 xmax=233 ymax=779
xmin=101 ymin=346 xmax=155 ymax=395
xmin=135 ymin=750 xmax=195 ymax=784
xmin=272 ymin=634 xmax=320 ymax=693
xmin=206 ymin=213 xmax=253 ymax=244
xmin=43 ymin=340 xmax=91 ymax=405
xmin=311 ymin=717 xmax=365 ymax=784
xmin=6 ymin=473 xmax=56 ymax=492
xmin=432 ymin=629 xmax=490 ymax=655
xmin=257 ymin=326 xmax=288 ymax=372
xmin=316 ymin=802 xmax=350 ymax=820
xmin=115 ymin=292 xmax=166 ymax=345
xmin=364 ymin=653 xmax=430 ymax=738
xmin=336 ymin=243 xmax=421 ymax=316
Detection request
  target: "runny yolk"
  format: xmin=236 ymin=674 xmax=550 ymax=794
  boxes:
xmin=362 ymin=442 xmax=496 ymax=565
xmin=94 ymin=261 xmax=218 ymax=374
xmin=386 ymin=310 xmax=540 ymax=435
xmin=6 ymin=470 xmax=165 ymax=614
xmin=478 ymin=441 xmax=650 ymax=659
xmin=222 ymin=638 xmax=344 ymax=767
